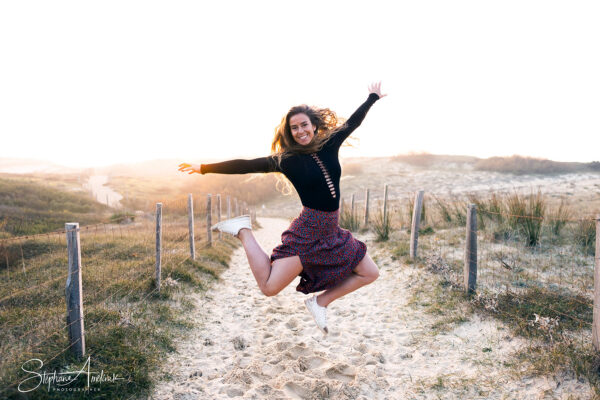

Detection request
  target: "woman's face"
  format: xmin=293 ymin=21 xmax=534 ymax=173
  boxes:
xmin=289 ymin=113 xmax=316 ymax=146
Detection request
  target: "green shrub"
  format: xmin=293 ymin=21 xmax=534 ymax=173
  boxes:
xmin=372 ymin=208 xmax=391 ymax=242
xmin=110 ymin=212 xmax=136 ymax=223
xmin=432 ymin=195 xmax=453 ymax=225
xmin=573 ymin=219 xmax=596 ymax=256
xmin=339 ymin=199 xmax=361 ymax=232
xmin=547 ymin=198 xmax=572 ymax=236
xmin=505 ymin=190 xmax=546 ymax=247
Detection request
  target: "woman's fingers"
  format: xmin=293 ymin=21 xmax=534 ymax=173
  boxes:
xmin=178 ymin=163 xmax=193 ymax=172
xmin=368 ymin=81 xmax=387 ymax=98
xmin=178 ymin=163 xmax=201 ymax=174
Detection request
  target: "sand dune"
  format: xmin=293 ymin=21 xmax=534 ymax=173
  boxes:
xmin=150 ymin=217 xmax=594 ymax=399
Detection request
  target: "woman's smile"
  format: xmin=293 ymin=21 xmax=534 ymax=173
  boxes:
xmin=289 ymin=113 xmax=316 ymax=145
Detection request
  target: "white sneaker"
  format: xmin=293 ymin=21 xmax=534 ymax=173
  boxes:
xmin=211 ymin=215 xmax=252 ymax=236
xmin=304 ymin=295 xmax=328 ymax=335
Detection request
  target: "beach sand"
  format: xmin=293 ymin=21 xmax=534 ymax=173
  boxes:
xmin=150 ymin=217 xmax=595 ymax=399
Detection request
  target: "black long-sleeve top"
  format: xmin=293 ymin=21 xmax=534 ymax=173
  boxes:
xmin=200 ymin=93 xmax=380 ymax=212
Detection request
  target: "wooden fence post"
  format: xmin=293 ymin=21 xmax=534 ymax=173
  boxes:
xmin=364 ymin=188 xmax=370 ymax=227
xmin=217 ymin=194 xmax=222 ymax=240
xmin=188 ymin=194 xmax=195 ymax=260
xmin=351 ymin=194 xmax=355 ymax=218
xmin=155 ymin=203 xmax=162 ymax=291
xmin=383 ymin=184 xmax=389 ymax=226
xmin=340 ymin=197 xmax=344 ymax=215
xmin=206 ymin=195 xmax=212 ymax=247
xmin=235 ymin=198 xmax=239 ymax=217
xmin=227 ymin=196 xmax=231 ymax=219
xmin=409 ymin=189 xmax=425 ymax=259
xmin=65 ymin=222 xmax=85 ymax=358
xmin=464 ymin=204 xmax=478 ymax=294
xmin=593 ymin=215 xmax=600 ymax=350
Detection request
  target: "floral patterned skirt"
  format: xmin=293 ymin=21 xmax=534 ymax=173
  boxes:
xmin=270 ymin=205 xmax=367 ymax=294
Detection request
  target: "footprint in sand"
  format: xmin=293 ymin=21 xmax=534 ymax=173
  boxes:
xmin=283 ymin=381 xmax=312 ymax=400
xmin=274 ymin=341 xmax=292 ymax=352
xmin=325 ymin=364 xmax=356 ymax=383
xmin=354 ymin=343 xmax=369 ymax=354
xmin=251 ymin=384 xmax=287 ymax=399
xmin=261 ymin=363 xmax=286 ymax=378
xmin=285 ymin=317 xmax=299 ymax=330
xmin=220 ymin=386 xmax=244 ymax=398
xmin=297 ymin=355 xmax=329 ymax=372
xmin=288 ymin=343 xmax=311 ymax=358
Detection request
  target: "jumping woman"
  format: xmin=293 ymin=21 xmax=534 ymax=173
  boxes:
xmin=178 ymin=82 xmax=387 ymax=335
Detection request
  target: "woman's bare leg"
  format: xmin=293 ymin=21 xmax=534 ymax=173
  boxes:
xmin=316 ymin=253 xmax=379 ymax=307
xmin=237 ymin=228 xmax=303 ymax=296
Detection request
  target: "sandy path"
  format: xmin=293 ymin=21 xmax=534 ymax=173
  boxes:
xmin=84 ymin=175 xmax=123 ymax=208
xmin=150 ymin=217 xmax=594 ymax=399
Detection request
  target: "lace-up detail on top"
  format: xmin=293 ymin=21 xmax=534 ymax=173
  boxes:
xmin=310 ymin=153 xmax=336 ymax=199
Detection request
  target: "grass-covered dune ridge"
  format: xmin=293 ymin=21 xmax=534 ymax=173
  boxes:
xmin=0 ymin=175 xmax=107 ymax=237
xmin=389 ymin=153 xmax=600 ymax=175
xmin=474 ymin=155 xmax=600 ymax=175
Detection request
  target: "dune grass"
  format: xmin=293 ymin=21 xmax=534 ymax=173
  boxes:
xmin=339 ymin=199 xmax=361 ymax=232
xmin=0 ymin=176 xmax=108 ymax=236
xmin=371 ymin=207 xmax=391 ymax=242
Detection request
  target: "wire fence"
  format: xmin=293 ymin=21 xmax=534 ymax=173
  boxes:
xmin=0 ymin=192 xmax=255 ymax=397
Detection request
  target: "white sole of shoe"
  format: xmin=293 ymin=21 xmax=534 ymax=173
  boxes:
xmin=211 ymin=215 xmax=251 ymax=233
xmin=304 ymin=297 xmax=329 ymax=335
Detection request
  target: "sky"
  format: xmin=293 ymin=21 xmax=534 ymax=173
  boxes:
xmin=0 ymin=0 xmax=598 ymax=168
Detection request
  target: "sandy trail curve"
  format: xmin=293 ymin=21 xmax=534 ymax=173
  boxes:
xmin=150 ymin=217 xmax=593 ymax=400
xmin=84 ymin=175 xmax=123 ymax=208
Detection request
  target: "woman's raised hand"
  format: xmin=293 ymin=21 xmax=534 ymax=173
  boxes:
xmin=368 ymin=81 xmax=387 ymax=99
xmin=178 ymin=163 xmax=201 ymax=174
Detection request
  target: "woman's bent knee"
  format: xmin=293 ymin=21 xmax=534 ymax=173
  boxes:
xmin=362 ymin=266 xmax=379 ymax=284
xmin=356 ymin=254 xmax=380 ymax=283
xmin=370 ymin=267 xmax=380 ymax=283
xmin=260 ymin=284 xmax=282 ymax=297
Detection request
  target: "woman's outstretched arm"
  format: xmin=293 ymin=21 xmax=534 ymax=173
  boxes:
xmin=178 ymin=156 xmax=280 ymax=175
xmin=328 ymin=81 xmax=387 ymax=149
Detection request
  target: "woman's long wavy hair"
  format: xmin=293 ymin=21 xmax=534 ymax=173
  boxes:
xmin=269 ymin=104 xmax=355 ymax=195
